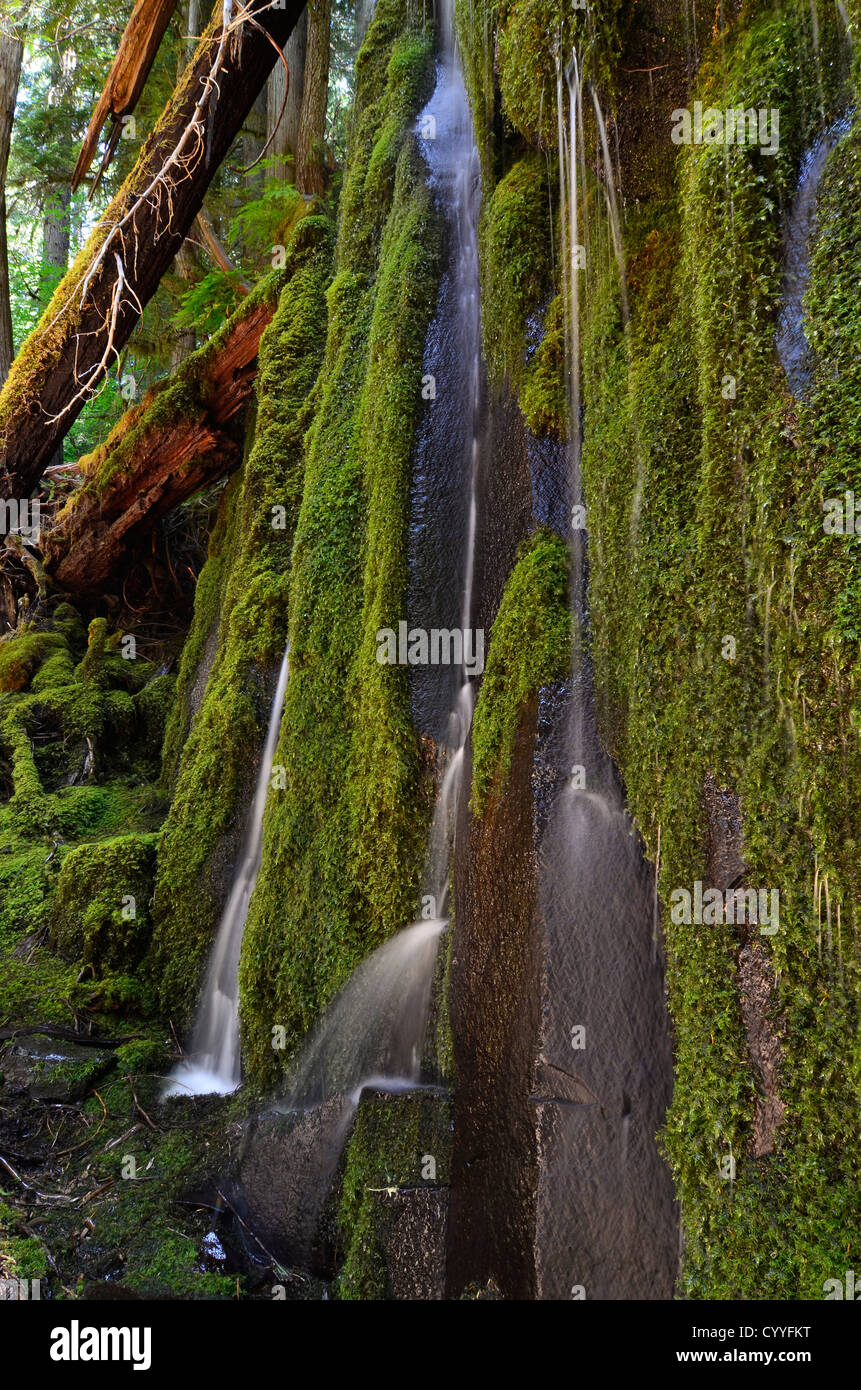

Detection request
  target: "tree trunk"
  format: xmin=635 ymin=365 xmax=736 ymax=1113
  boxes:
xmin=0 ymin=0 xmax=307 ymax=515
xmin=41 ymin=185 xmax=71 ymax=295
xmin=184 ymin=0 xmax=201 ymax=63
xmin=44 ymin=287 xmax=278 ymax=595
xmin=242 ymin=87 xmax=268 ymax=197
xmin=169 ymin=239 xmax=197 ymax=371
xmin=296 ymin=0 xmax=330 ymax=197
xmin=0 ymin=35 xmax=23 ymax=387
xmin=267 ymin=8 xmax=307 ymax=183
xmin=41 ymin=184 xmax=72 ymax=472
xmin=72 ymin=0 xmax=181 ymax=191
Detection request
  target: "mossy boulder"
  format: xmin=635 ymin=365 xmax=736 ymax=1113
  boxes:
xmin=50 ymin=833 xmax=159 ymax=971
xmin=0 ymin=629 xmax=66 ymax=693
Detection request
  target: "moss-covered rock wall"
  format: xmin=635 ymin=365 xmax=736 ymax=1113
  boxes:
xmin=237 ymin=0 xmax=442 ymax=1086
xmin=148 ymin=215 xmax=331 ymax=1029
xmin=454 ymin=0 xmax=861 ymax=1296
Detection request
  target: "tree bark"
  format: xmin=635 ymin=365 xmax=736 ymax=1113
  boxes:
xmin=296 ymin=0 xmax=330 ymax=197
xmin=0 ymin=35 xmax=23 ymax=386
xmin=41 ymin=184 xmax=72 ymax=473
xmin=44 ymin=290 xmax=276 ymax=595
xmin=0 ymin=0 xmax=307 ymax=515
xmin=266 ymin=8 xmax=307 ymax=182
xmin=72 ymin=0 xmax=181 ymax=191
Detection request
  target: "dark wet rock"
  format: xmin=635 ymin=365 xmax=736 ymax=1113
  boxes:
xmin=448 ymin=701 xmax=541 ymax=1300
xmin=703 ymin=773 xmax=746 ymax=890
xmin=534 ymin=654 xmax=678 ymax=1300
xmin=235 ymin=1096 xmax=356 ymax=1275
xmin=369 ymin=1187 xmax=448 ymax=1300
xmin=0 ymin=1033 xmax=115 ymax=1102
xmin=531 ymin=1055 xmax=600 ymax=1108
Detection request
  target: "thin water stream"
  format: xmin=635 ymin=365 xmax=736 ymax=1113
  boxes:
xmin=531 ymin=56 xmax=678 ymax=1298
xmin=164 ymin=645 xmax=291 ymax=1097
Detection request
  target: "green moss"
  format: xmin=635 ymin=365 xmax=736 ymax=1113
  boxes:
xmin=50 ymin=833 xmax=159 ymax=972
xmin=0 ymin=628 xmax=66 ymax=693
xmin=237 ymin=0 xmax=441 ymax=1086
xmin=574 ymin=0 xmax=859 ymax=1297
xmin=471 ymin=529 xmax=570 ymax=815
xmin=114 ymin=1037 xmax=165 ymax=1073
xmin=520 ymin=292 xmax=566 ymax=435
xmin=148 ymin=216 xmax=332 ymax=1026
xmin=132 ymin=674 xmax=176 ymax=769
xmin=337 ymin=1090 xmax=452 ymax=1299
xmin=480 ymin=154 xmax=553 ymax=388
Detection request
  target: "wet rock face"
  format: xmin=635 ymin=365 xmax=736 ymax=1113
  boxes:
xmin=235 ymin=1096 xmax=356 ymax=1276
xmin=703 ymin=773 xmax=746 ymax=891
xmin=0 ymin=1033 xmax=115 ymax=1102
xmin=447 ymin=703 xmax=541 ymax=1300
xmin=368 ymin=1187 xmax=449 ymax=1300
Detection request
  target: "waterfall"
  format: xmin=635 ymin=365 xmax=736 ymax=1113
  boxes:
xmin=776 ymin=112 xmax=852 ymax=398
xmin=532 ymin=49 xmax=678 ymax=1297
xmin=272 ymin=0 xmax=482 ymax=1117
xmin=164 ymin=645 xmax=291 ymax=1098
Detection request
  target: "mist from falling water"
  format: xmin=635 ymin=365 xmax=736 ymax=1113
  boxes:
xmin=163 ymin=645 xmax=291 ymax=1098
xmin=275 ymin=919 xmax=446 ymax=1113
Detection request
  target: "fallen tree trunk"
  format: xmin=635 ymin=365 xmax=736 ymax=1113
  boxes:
xmin=0 ymin=0 xmax=306 ymax=515
xmin=72 ymin=0 xmax=181 ymax=192
xmin=42 ymin=278 xmax=278 ymax=596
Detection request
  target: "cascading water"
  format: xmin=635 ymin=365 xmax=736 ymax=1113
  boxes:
xmin=234 ymin=9 xmax=484 ymax=1265
xmin=276 ymin=0 xmax=481 ymax=1118
xmin=532 ymin=52 xmax=678 ymax=1299
xmin=163 ymin=645 xmax=291 ymax=1098
xmin=776 ymin=112 xmax=852 ymax=398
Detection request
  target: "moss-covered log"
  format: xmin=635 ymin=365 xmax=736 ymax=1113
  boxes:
xmin=43 ymin=275 xmax=284 ymax=597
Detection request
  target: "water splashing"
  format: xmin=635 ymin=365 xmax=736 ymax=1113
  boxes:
xmin=776 ymin=112 xmax=852 ymax=398
xmin=276 ymin=919 xmax=447 ymax=1113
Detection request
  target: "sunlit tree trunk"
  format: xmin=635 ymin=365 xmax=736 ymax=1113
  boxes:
xmin=296 ymin=0 xmax=330 ymax=196
xmin=0 ymin=34 xmax=23 ymax=386
xmin=267 ymin=8 xmax=307 ymax=184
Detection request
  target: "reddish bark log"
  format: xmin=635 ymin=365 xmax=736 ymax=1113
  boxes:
xmin=43 ymin=294 xmax=274 ymax=596
xmin=72 ymin=0 xmax=181 ymax=192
